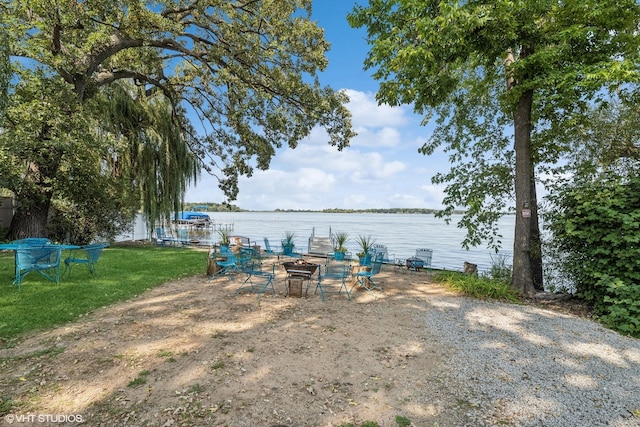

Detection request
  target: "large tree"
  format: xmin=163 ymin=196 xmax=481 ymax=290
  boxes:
xmin=0 ymin=25 xmax=8 ymax=123
xmin=1 ymin=0 xmax=354 ymax=239
xmin=348 ymin=0 xmax=640 ymax=295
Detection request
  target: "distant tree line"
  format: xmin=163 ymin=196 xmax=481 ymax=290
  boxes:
xmin=184 ymin=203 xmax=243 ymax=212
xmin=186 ymin=206 xmax=463 ymax=214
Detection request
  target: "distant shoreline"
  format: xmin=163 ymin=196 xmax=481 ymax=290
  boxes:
xmin=184 ymin=203 xmax=514 ymax=215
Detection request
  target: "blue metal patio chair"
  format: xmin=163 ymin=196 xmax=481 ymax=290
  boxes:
xmin=370 ymin=244 xmax=395 ymax=264
xmin=236 ymin=246 xmax=258 ymax=268
xmin=63 ymin=243 xmax=109 ymax=278
xmin=351 ymin=252 xmax=384 ymax=295
xmin=263 ymin=238 xmax=283 ymax=258
xmin=176 ymin=228 xmax=191 ymax=246
xmin=14 ymin=245 xmax=62 ymax=289
xmin=209 ymin=247 xmax=238 ymax=281
xmin=235 ymin=259 xmax=276 ymax=296
xmin=155 ymin=227 xmax=178 ymax=246
xmin=315 ymin=253 xmax=352 ymax=301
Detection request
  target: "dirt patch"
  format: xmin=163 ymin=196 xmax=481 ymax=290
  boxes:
xmin=0 ymin=259 xmax=589 ymax=426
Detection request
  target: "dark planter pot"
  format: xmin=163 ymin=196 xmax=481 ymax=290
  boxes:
xmin=282 ymin=244 xmax=295 ymax=256
xmin=334 ymin=251 xmax=345 ymax=261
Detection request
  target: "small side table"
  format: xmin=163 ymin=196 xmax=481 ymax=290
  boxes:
xmin=285 ymin=269 xmax=313 ymax=297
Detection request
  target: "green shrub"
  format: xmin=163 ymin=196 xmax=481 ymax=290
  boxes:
xmin=599 ymin=275 xmax=640 ymax=336
xmin=435 ymin=271 xmax=518 ymax=302
xmin=546 ymin=173 xmax=640 ymax=337
xmin=486 ymin=253 xmax=512 ymax=283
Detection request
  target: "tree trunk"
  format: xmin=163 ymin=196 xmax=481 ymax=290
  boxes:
xmin=511 ymin=88 xmax=537 ymax=296
xmin=529 ymin=178 xmax=544 ymax=291
xmin=7 ymin=141 xmax=63 ymax=240
xmin=8 ymin=199 xmax=51 ymax=240
xmin=7 ymin=159 xmax=58 ymax=240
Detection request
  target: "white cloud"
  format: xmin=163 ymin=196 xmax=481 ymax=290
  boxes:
xmin=185 ymin=88 xmax=448 ymax=211
xmin=419 ymin=184 xmax=447 ymax=205
xmin=344 ymin=89 xmax=409 ymax=128
xmin=351 ymin=126 xmax=402 ymax=148
xmin=294 ymin=168 xmax=337 ymax=191
xmin=344 ymin=151 xmax=406 ymax=182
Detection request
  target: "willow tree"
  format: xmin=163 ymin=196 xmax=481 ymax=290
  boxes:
xmin=45 ymin=83 xmax=202 ymax=244
xmin=1 ymin=0 xmax=353 ymax=239
xmin=349 ymin=0 xmax=640 ymax=295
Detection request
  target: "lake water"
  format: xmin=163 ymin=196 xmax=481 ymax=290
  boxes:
xmin=205 ymin=211 xmax=516 ymax=273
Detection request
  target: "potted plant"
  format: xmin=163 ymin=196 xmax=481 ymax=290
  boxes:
xmin=355 ymin=234 xmax=376 ymax=265
xmin=281 ymin=231 xmax=296 ymax=256
xmin=217 ymin=227 xmax=230 ymax=250
xmin=333 ymin=231 xmax=349 ymax=260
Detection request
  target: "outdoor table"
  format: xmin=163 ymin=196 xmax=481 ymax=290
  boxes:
xmin=0 ymin=243 xmax=80 ymax=285
xmin=285 ymin=269 xmax=314 ymax=297
xmin=0 ymin=243 xmax=23 ymax=251
xmin=0 ymin=243 xmax=80 ymax=251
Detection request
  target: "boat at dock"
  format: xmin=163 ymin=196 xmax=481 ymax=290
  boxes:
xmin=172 ymin=211 xmax=211 ymax=227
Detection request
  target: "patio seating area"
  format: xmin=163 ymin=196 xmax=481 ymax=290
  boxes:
xmin=0 ymin=239 xmax=111 ymax=289
xmin=207 ymin=241 xmax=434 ymax=302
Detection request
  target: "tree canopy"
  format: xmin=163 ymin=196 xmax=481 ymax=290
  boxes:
xmin=0 ymin=0 xmax=354 ymax=240
xmin=348 ymin=0 xmax=640 ymax=295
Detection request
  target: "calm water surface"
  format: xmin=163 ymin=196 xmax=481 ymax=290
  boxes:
xmin=208 ymin=212 xmax=515 ymax=272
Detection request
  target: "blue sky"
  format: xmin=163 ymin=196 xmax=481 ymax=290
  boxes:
xmin=185 ymin=1 xmax=447 ymax=211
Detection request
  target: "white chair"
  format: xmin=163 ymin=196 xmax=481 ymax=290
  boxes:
xmin=407 ymin=248 xmax=433 ymax=273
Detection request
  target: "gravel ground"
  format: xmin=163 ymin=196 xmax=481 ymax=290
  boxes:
xmin=2 ymin=267 xmax=639 ymax=427
xmin=421 ymin=297 xmax=640 ymax=427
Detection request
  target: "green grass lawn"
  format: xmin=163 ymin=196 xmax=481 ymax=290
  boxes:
xmin=0 ymin=244 xmax=209 ymax=346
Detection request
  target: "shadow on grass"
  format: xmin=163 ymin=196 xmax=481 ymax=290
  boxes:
xmin=0 ymin=246 xmax=209 ymax=345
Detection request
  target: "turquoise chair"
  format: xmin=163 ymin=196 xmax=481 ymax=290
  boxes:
xmin=14 ymin=245 xmax=62 ymax=289
xmin=315 ymin=254 xmax=351 ymax=301
xmin=176 ymin=228 xmax=190 ymax=246
xmin=209 ymin=248 xmax=238 ymax=281
xmin=263 ymin=238 xmax=283 ymax=258
xmin=64 ymin=243 xmax=109 ymax=278
xmin=351 ymin=252 xmax=384 ymax=295
xmin=370 ymin=244 xmax=395 ymax=264
xmin=235 ymin=260 xmax=276 ymax=296
xmin=237 ymin=247 xmax=260 ymax=269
